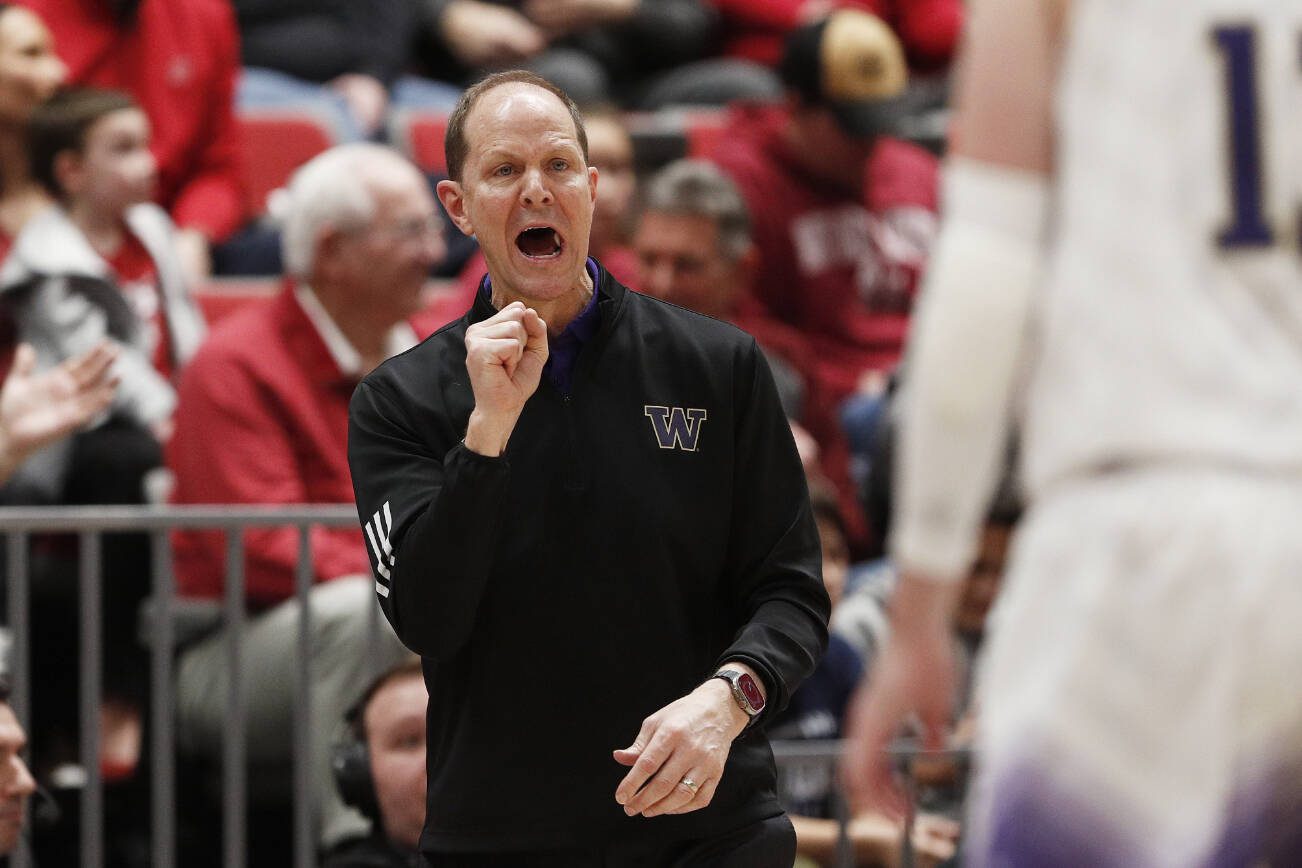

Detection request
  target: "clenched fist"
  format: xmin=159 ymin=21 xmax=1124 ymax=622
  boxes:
xmin=463 ymin=302 xmax=548 ymax=456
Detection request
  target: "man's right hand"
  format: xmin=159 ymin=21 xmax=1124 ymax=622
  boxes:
xmin=463 ymin=302 xmax=548 ymax=457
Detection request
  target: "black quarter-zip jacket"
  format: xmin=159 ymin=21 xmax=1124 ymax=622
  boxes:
xmin=348 ymin=263 xmax=830 ymax=852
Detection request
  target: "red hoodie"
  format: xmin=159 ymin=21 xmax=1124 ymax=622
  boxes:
xmin=712 ymin=105 xmax=938 ymax=548
xmin=22 ymin=0 xmax=244 ymax=242
xmin=711 ymin=103 xmax=938 ymax=405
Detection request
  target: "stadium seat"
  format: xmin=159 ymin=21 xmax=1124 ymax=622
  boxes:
xmin=195 ymin=278 xmax=281 ymax=325
xmin=623 ymin=108 xmax=729 ymax=173
xmin=237 ymin=110 xmax=337 ymax=218
xmin=682 ymin=109 xmax=728 ymax=159
xmin=389 ymin=110 xmax=449 ymax=176
xmin=196 ymin=279 xmax=468 ymax=332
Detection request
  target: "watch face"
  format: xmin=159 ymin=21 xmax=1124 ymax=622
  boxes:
xmin=738 ymin=673 xmax=764 ymax=711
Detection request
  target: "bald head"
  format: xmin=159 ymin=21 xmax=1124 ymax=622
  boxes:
xmin=443 ymin=71 xmax=588 ymax=183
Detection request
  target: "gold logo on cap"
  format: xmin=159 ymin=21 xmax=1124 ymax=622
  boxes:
xmin=821 ymin=10 xmax=907 ymax=102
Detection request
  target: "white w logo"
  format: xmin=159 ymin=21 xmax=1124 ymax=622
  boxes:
xmin=644 ymin=406 xmax=708 ymax=452
xmin=365 ymin=501 xmax=397 ymax=598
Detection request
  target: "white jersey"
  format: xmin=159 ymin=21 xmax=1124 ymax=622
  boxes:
xmin=1021 ymin=0 xmax=1302 ymax=497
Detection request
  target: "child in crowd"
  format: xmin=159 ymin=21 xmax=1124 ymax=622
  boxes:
xmin=0 ymin=87 xmax=205 ymax=803
xmin=0 ymin=86 xmax=204 ymax=503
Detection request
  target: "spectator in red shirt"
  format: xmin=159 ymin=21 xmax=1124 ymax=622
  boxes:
xmin=632 ymin=158 xmax=810 ymax=419
xmin=19 ymin=0 xmax=243 ymax=282
xmin=168 ymin=144 xmax=444 ymax=850
xmin=0 ymin=2 xmax=66 ymax=265
xmin=710 ymin=10 xmax=940 ymax=548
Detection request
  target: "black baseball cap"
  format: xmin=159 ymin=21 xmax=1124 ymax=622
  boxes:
xmin=779 ymin=10 xmax=910 ymax=138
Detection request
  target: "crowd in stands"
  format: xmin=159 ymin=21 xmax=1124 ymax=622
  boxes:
xmin=0 ymin=0 xmax=970 ymax=864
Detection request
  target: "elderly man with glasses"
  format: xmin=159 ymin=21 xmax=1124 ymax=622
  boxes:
xmin=167 ymin=144 xmax=439 ymax=852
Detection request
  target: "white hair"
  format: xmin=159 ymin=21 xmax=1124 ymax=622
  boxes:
xmin=279 ymin=143 xmax=424 ymax=278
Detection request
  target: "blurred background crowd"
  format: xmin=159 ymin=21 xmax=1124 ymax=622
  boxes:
xmin=0 ymin=0 xmax=991 ymax=865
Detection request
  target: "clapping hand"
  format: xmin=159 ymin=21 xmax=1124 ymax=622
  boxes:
xmin=0 ymin=342 xmax=119 ymax=481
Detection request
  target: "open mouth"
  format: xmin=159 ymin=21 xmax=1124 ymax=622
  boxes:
xmin=515 ymin=226 xmax=563 ymax=259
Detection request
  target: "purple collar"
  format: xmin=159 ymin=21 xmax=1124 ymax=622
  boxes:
xmin=478 ymin=259 xmax=602 ymax=394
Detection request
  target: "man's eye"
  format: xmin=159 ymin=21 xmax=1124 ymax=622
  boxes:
xmin=494 ymin=165 xmax=513 ymax=177
xmin=551 ymin=160 xmax=569 ymax=172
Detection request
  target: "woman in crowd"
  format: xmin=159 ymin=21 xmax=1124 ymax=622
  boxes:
xmin=0 ymin=2 xmax=65 ymax=264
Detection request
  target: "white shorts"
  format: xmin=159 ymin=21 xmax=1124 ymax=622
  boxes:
xmin=964 ymin=468 xmax=1302 ymax=867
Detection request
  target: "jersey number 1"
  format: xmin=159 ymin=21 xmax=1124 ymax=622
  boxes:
xmin=1211 ymin=25 xmax=1298 ymax=250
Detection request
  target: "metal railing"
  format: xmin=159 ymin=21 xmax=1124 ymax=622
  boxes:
xmin=0 ymin=504 xmax=952 ymax=868
xmin=0 ymin=504 xmax=361 ymax=868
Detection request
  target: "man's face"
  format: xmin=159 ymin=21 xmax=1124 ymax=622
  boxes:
xmin=71 ymin=107 xmax=157 ymax=214
xmin=365 ymin=673 xmax=428 ymax=851
xmin=633 ymin=212 xmax=743 ymax=320
xmin=0 ymin=704 xmax=35 ymax=854
xmin=328 ymin=171 xmax=444 ymax=322
xmin=0 ymin=7 xmax=66 ymax=125
xmin=439 ymin=83 xmax=598 ymax=306
xmin=789 ymin=102 xmax=875 ymax=192
xmin=585 ymin=116 xmax=635 ymax=251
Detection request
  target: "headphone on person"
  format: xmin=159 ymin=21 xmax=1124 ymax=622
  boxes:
xmin=331 ymin=701 xmax=379 ymax=823
xmin=332 ymin=660 xmax=426 ymax=827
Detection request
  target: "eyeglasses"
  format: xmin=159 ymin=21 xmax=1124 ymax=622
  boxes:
xmin=356 ymin=214 xmax=443 ymax=244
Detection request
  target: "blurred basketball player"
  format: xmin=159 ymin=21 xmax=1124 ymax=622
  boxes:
xmin=842 ymin=0 xmax=1302 ymax=864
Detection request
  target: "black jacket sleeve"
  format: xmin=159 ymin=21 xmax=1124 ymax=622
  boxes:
xmin=348 ymin=379 xmax=509 ymax=660
xmin=714 ymin=339 xmax=830 ymax=719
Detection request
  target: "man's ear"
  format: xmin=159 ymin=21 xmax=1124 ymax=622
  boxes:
xmin=436 ymin=179 xmax=475 ymax=237
xmin=588 ymin=165 xmax=599 ymax=205
xmin=313 ymin=225 xmax=347 ymax=283
xmin=735 ymin=242 xmax=759 ymax=287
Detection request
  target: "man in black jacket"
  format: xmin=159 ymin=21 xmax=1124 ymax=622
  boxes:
xmin=347 ymin=70 xmax=829 ymax=866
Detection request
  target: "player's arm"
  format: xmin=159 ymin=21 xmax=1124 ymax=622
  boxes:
xmin=894 ymin=0 xmax=1062 ymax=587
xmin=843 ymin=0 xmax=1066 ymax=810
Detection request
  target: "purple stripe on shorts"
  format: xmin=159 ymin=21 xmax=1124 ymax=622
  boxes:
xmin=971 ymin=756 xmax=1302 ymax=868
xmin=1205 ymin=760 xmax=1302 ymax=867
xmin=967 ymin=764 xmax=1143 ymax=868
